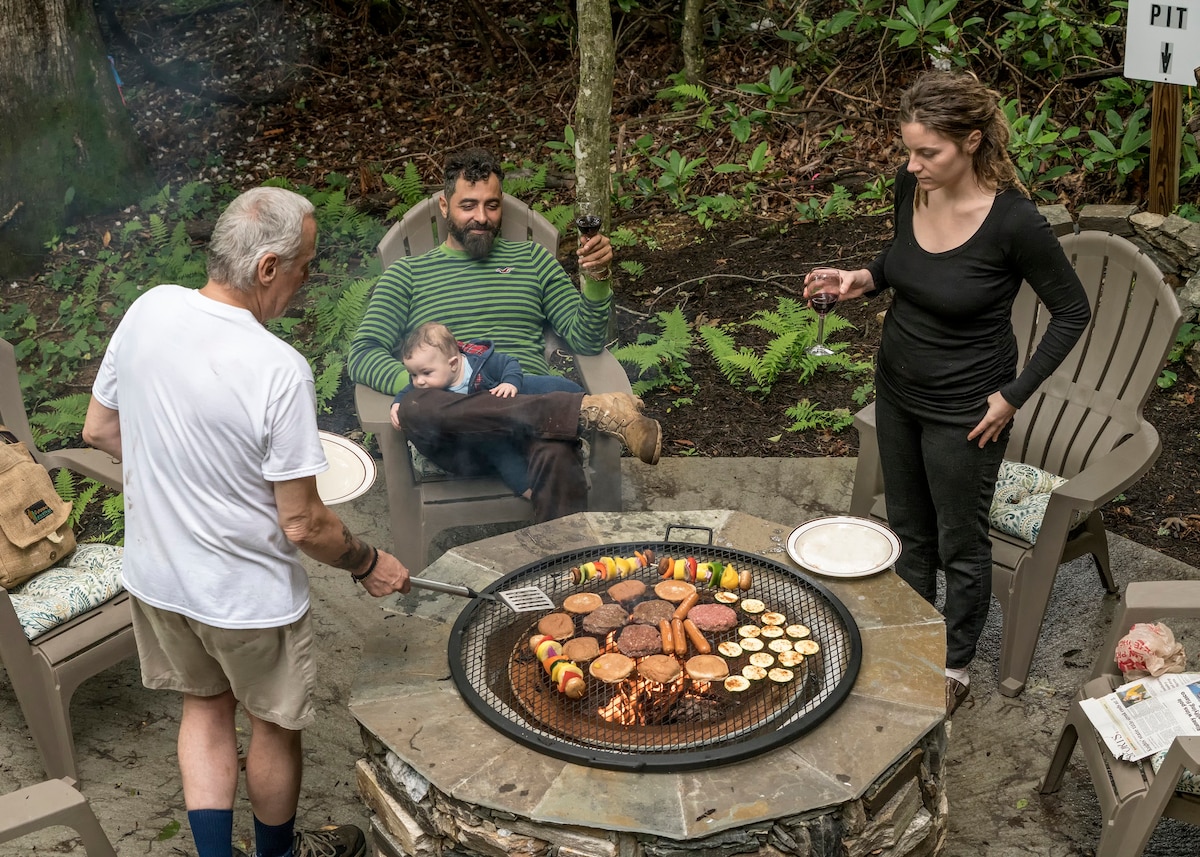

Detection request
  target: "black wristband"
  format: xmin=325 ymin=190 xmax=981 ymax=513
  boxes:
xmin=351 ymin=547 xmax=379 ymax=583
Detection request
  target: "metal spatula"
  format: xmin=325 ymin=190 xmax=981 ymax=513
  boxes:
xmin=409 ymin=576 xmax=556 ymax=613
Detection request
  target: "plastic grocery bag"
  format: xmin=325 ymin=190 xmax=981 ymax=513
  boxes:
xmin=1115 ymin=622 xmax=1187 ymax=680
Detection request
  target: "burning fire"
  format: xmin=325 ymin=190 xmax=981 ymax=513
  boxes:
xmin=597 ymin=673 xmax=687 ymax=725
xmin=591 ymin=630 xmax=717 ymax=725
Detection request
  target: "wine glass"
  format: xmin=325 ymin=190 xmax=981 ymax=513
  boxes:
xmin=806 ymin=271 xmax=841 ymax=357
xmin=575 ymin=215 xmax=602 ymax=241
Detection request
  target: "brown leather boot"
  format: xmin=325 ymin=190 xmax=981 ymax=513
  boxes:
xmin=579 ymin=393 xmax=661 ymax=465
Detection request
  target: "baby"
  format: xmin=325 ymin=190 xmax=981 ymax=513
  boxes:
xmin=390 ymin=322 xmax=582 ymax=498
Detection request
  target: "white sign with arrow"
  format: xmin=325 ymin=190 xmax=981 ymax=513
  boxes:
xmin=1124 ymin=0 xmax=1200 ymax=86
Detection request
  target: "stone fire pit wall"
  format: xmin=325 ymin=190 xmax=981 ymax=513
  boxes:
xmin=350 ymin=510 xmax=950 ymax=857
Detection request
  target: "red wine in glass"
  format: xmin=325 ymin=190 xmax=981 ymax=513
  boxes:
xmin=810 ymin=292 xmax=838 ymax=315
xmin=575 ymin=215 xmax=602 ymax=238
xmin=806 ymin=272 xmax=841 ymax=356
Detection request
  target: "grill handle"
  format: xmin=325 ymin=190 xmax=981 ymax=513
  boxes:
xmin=409 ymin=577 xmax=493 ymax=601
xmin=663 ymin=524 xmax=715 ymax=546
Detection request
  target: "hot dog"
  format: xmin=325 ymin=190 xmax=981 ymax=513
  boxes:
xmin=682 ymin=619 xmax=712 ymax=654
xmin=674 ymin=591 xmax=700 ymax=620
xmin=671 ymin=618 xmax=688 ymax=657
xmin=659 ymin=619 xmax=674 ymax=653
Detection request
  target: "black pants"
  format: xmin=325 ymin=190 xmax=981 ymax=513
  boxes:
xmin=398 ymin=388 xmax=587 ymax=522
xmin=875 ymin=389 xmax=1008 ymax=670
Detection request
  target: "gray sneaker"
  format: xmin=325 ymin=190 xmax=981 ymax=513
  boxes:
xmin=292 ymin=824 xmax=367 ymax=857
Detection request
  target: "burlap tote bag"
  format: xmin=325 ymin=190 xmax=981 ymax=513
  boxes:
xmin=0 ymin=427 xmax=75 ymax=588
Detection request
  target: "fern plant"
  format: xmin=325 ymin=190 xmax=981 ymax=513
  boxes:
xmin=698 ymin=297 xmax=869 ymax=433
xmin=54 ymin=470 xmax=124 ymax=545
xmin=27 ymin=393 xmax=91 ymax=445
xmin=383 ymin=161 xmax=427 ymax=221
xmin=610 ymin=307 xmax=696 ymax=398
xmin=784 ymin=400 xmax=854 ymax=433
xmin=700 ymin=297 xmax=858 ymax=394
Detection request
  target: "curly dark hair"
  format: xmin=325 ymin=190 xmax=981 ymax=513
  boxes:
xmin=443 ymin=148 xmax=504 ymax=197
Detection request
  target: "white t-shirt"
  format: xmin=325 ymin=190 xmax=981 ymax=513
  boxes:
xmin=92 ymin=285 xmax=327 ymax=628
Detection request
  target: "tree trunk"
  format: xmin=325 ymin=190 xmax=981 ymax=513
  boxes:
xmin=574 ymin=0 xmax=615 ymax=229
xmin=681 ymin=0 xmax=706 ymax=84
xmin=575 ymin=0 xmax=616 ymax=338
xmin=0 ymin=0 xmax=152 ymax=276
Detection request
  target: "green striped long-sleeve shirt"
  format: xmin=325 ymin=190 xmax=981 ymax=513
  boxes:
xmin=348 ymin=239 xmax=611 ymax=395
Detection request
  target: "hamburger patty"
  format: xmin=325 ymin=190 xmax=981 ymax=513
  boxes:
xmin=616 ymin=623 xmax=663 ymax=658
xmin=630 ymin=599 xmax=676 ymax=626
xmin=688 ymin=603 xmax=738 ymax=633
xmin=582 ymin=602 xmax=628 ymax=636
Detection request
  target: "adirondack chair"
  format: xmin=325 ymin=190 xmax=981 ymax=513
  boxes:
xmin=0 ymin=335 xmax=133 ymax=783
xmin=1041 ymin=580 xmax=1200 ymax=857
xmin=0 ymin=778 xmax=118 ymax=856
xmin=355 ymin=193 xmax=631 ymax=573
xmin=849 ymin=231 xmax=1184 ymax=696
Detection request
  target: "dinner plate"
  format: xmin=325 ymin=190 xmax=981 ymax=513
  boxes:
xmin=786 ymin=516 xmax=901 ymax=578
xmin=316 ymin=431 xmax=377 ymax=505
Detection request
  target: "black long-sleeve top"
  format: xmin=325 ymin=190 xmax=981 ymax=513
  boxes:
xmin=866 ymin=167 xmax=1091 ymax=425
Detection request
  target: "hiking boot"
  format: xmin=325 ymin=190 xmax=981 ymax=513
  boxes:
xmin=946 ymin=677 xmax=969 ymax=718
xmin=579 ymin=393 xmax=661 ymax=465
xmin=292 ymin=823 xmax=367 ymax=857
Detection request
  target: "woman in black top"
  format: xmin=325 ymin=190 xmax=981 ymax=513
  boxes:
xmin=805 ymin=72 xmax=1091 ymax=716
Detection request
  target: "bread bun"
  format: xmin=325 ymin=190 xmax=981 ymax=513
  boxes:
xmin=536 ymin=612 xmax=575 ymax=641
xmin=563 ymin=592 xmax=603 ymax=614
xmin=685 ymin=654 xmax=730 ymax=681
xmin=589 ymin=652 xmax=635 ymax=683
xmin=563 ymin=636 xmax=601 ymax=662
xmin=637 ymin=654 xmax=683 ymax=684
xmin=607 ymin=578 xmax=647 ymax=603
xmin=654 ymin=580 xmax=697 ymax=603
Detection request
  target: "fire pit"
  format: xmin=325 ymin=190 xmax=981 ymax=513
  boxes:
xmin=351 ymin=510 xmax=948 ymax=857
xmin=449 ymin=527 xmax=861 ymax=771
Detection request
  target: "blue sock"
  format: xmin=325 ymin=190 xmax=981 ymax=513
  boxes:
xmin=188 ymin=808 xmax=234 ymax=857
xmin=253 ymin=814 xmax=296 ymax=857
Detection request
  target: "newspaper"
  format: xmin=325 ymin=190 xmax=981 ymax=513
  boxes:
xmin=1079 ymin=672 xmax=1200 ymax=762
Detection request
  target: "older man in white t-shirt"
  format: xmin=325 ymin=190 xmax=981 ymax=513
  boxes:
xmin=84 ymin=187 xmax=409 ymax=857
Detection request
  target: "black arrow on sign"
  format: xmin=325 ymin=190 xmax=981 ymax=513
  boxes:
xmin=1161 ymin=42 xmax=1174 ymax=74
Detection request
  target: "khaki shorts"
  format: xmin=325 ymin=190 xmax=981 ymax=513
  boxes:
xmin=130 ymin=597 xmax=317 ymax=730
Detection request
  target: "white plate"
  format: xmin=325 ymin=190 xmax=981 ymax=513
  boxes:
xmin=786 ymin=516 xmax=901 ymax=578
xmin=316 ymin=431 xmax=377 ymax=505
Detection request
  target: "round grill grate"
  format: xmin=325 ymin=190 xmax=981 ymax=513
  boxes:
xmin=448 ymin=535 xmax=862 ymax=771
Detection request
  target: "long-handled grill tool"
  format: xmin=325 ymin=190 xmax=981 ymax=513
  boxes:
xmin=409 ymin=577 xmax=555 ymax=613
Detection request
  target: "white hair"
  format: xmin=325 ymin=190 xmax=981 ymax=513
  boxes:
xmin=207 ymin=187 xmax=315 ymax=292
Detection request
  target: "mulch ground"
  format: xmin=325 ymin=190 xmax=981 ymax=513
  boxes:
xmin=37 ymin=0 xmax=1200 ymax=570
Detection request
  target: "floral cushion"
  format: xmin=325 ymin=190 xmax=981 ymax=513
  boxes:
xmin=1148 ymin=747 xmax=1200 ymax=796
xmin=989 ymin=461 xmax=1088 ymax=545
xmin=7 ymin=544 xmax=124 ymax=641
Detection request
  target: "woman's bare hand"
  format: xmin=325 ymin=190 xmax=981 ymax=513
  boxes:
xmin=803 ymin=267 xmax=875 ymax=300
xmin=967 ymin=391 xmax=1016 ymax=448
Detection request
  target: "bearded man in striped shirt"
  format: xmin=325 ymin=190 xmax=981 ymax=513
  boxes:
xmin=348 ymin=149 xmax=660 ymax=523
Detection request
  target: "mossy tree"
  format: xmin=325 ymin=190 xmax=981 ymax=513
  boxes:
xmin=574 ymin=0 xmax=614 ymax=230
xmin=575 ymin=0 xmax=615 ymax=339
xmin=0 ymin=0 xmax=153 ymax=276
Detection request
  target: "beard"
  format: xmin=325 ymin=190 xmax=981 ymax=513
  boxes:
xmin=448 ymin=219 xmax=499 ymax=259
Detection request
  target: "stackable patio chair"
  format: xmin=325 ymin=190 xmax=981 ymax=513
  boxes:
xmin=849 ymin=231 xmax=1184 ymax=696
xmin=1 ymin=335 xmax=133 ymax=783
xmin=0 ymin=777 xmax=118 ymax=856
xmin=355 ymin=193 xmax=631 ymax=573
xmin=1041 ymin=580 xmax=1200 ymax=857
